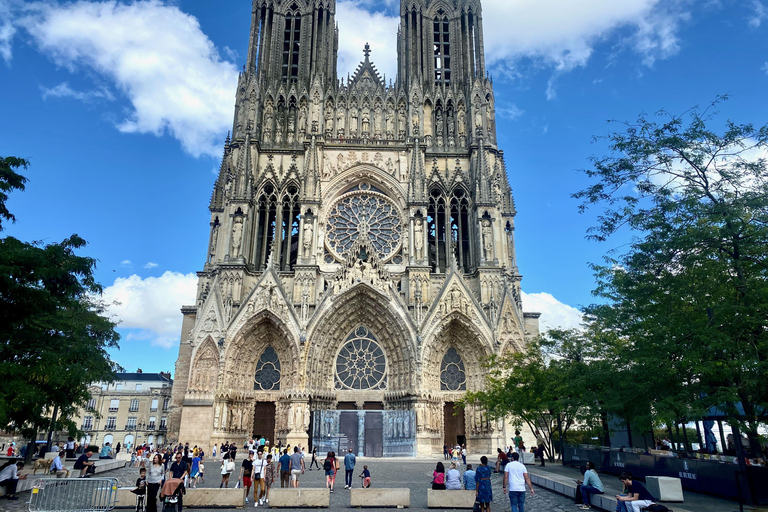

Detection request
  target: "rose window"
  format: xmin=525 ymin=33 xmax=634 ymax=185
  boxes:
xmin=325 ymin=188 xmax=402 ymax=262
xmin=335 ymin=326 xmax=387 ymax=390
xmin=254 ymin=347 xmax=281 ymax=391
xmin=440 ymin=348 xmax=466 ymax=391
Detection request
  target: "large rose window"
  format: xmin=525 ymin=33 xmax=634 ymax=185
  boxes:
xmin=335 ymin=326 xmax=387 ymax=390
xmin=325 ymin=188 xmax=402 ymax=262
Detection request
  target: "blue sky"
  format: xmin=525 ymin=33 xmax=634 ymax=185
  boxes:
xmin=1 ymin=0 xmax=767 ymax=375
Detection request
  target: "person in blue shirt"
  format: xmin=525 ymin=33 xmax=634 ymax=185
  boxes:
xmin=463 ymin=464 xmax=476 ymax=490
xmin=99 ymin=443 xmax=113 ymax=459
xmin=190 ymin=455 xmax=202 ymax=488
xmin=278 ymin=449 xmax=291 ymax=488
xmin=358 ymin=465 xmax=371 ymax=488
xmin=343 ymin=449 xmax=356 ymax=489
xmin=576 ymin=461 xmax=604 ymax=509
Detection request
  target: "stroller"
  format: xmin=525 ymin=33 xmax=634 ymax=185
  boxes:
xmin=161 ymin=478 xmax=186 ymax=512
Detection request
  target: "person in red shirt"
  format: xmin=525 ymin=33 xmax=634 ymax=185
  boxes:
xmin=495 ymin=448 xmax=509 ymax=473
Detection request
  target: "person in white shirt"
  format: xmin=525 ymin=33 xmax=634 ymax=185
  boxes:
xmin=0 ymin=462 xmax=27 ymax=500
xmin=252 ymin=451 xmax=268 ymax=507
xmin=503 ymin=452 xmax=534 ymax=512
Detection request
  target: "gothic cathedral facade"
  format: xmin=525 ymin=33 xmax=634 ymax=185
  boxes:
xmin=169 ymin=0 xmax=540 ymax=456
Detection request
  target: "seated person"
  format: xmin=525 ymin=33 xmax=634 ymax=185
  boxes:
xmin=358 ymin=465 xmax=371 ymax=488
xmin=576 ymin=461 xmax=604 ymax=509
xmin=445 ymin=462 xmax=462 ymax=490
xmin=99 ymin=443 xmax=113 ymax=459
xmin=74 ymin=450 xmax=96 ymax=477
xmin=51 ymin=451 xmax=68 ymax=478
xmin=463 ymin=464 xmax=476 ymax=490
xmin=615 ymin=472 xmax=655 ymax=512
xmin=0 ymin=461 xmax=27 ymax=500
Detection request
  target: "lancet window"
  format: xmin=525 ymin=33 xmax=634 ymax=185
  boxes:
xmin=254 ymin=346 xmax=281 ymax=391
xmin=428 ymin=188 xmax=472 ymax=273
xmin=282 ymin=6 xmax=302 ymax=79
xmin=254 ymin=184 xmax=278 ymax=269
xmin=434 ymin=16 xmax=450 ymax=84
xmin=440 ymin=348 xmax=466 ymax=391
xmin=280 ymin=184 xmax=301 ymax=270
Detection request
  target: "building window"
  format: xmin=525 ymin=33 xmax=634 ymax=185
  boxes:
xmin=281 ymin=8 xmax=302 ymax=79
xmin=129 ymin=399 xmax=139 ymax=412
xmin=126 ymin=417 xmax=137 ymax=430
xmin=87 ymin=399 xmax=96 ymax=410
xmin=106 ymin=416 xmax=117 ymax=430
xmin=162 ymin=398 xmax=170 ymax=411
xmin=82 ymin=416 xmax=93 ymax=430
xmin=148 ymin=417 xmax=156 ymax=430
xmin=335 ymin=326 xmax=387 ymax=390
xmin=150 ymin=399 xmax=158 ymax=412
xmin=159 ymin=417 xmax=167 ymax=430
xmin=135 ymin=383 xmax=142 ymax=391
xmin=440 ymin=348 xmax=467 ymax=391
xmin=433 ymin=17 xmax=450 ymax=83
xmin=254 ymin=347 xmax=282 ymax=391
xmin=109 ymin=399 xmax=119 ymax=412
xmin=115 ymin=383 xmax=123 ymax=391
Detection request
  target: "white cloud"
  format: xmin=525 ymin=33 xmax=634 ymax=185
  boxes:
xmin=336 ymin=1 xmax=399 ymax=81
xmin=496 ymin=104 xmax=525 ymax=121
xmin=120 ymin=259 xmax=132 ymax=267
xmin=20 ymin=0 xmax=238 ymax=157
xmin=41 ymin=82 xmax=114 ymax=102
xmin=102 ymin=271 xmax=197 ymax=349
xmin=749 ymin=0 xmax=767 ymax=28
xmin=521 ymin=291 xmax=583 ymax=331
xmin=763 ymin=62 xmax=768 ymax=74
xmin=0 ymin=1 xmax=14 ymax=63
xmin=144 ymin=262 xmax=159 ymax=269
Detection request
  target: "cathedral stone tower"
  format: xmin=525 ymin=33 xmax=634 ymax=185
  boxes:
xmin=169 ymin=0 xmax=540 ymax=456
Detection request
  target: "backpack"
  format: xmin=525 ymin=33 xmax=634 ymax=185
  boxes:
xmin=323 ymin=459 xmax=332 ymax=471
xmin=644 ymin=505 xmax=670 ymax=512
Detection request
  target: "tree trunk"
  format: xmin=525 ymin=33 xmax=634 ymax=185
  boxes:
xmin=600 ymin=410 xmax=611 ymax=447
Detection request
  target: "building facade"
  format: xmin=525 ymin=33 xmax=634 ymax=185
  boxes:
xmin=169 ymin=0 xmax=539 ymax=456
xmin=72 ymin=372 xmax=173 ymax=450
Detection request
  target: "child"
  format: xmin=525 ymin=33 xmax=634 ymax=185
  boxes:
xmin=131 ymin=468 xmax=147 ymax=512
xmin=358 ymin=465 xmax=371 ymax=488
xmin=198 ymin=460 xmax=205 ymax=485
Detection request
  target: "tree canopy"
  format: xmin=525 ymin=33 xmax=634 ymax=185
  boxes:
xmin=0 ymin=156 xmax=120 ymax=440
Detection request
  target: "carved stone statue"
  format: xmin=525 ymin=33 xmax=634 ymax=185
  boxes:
xmin=232 ymin=216 xmax=243 ymax=256
xmin=414 ymin=218 xmax=424 ymax=261
xmin=337 ymin=109 xmax=345 ymax=133
xmin=298 ymin=105 xmax=308 ymax=135
xmin=361 ymin=107 xmax=370 ymax=134
xmin=481 ymin=219 xmax=494 ymax=261
xmin=386 ymin=107 xmax=395 ymax=138
xmin=210 ymin=225 xmax=218 ymax=258
xmin=457 ymin=108 xmax=466 ymax=135
xmin=325 ymin=108 xmax=333 ymax=133
xmin=303 ymin=220 xmax=313 ymax=258
xmin=474 ymin=104 xmax=483 ymax=129
xmin=350 ymin=109 xmax=358 ymax=135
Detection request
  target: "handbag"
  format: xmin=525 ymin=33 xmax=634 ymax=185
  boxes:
xmin=226 ymin=460 xmax=235 ymax=472
xmin=473 ymin=501 xmax=481 ymax=512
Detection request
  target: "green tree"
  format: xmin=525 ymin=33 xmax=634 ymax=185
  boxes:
xmin=0 ymin=156 xmax=120 ymax=451
xmin=575 ymin=98 xmax=768 ymax=456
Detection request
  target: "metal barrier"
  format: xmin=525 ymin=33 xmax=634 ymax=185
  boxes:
xmin=28 ymin=478 xmax=119 ymax=512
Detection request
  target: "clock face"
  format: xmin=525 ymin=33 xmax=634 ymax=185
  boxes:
xmin=325 ymin=187 xmax=402 ymax=262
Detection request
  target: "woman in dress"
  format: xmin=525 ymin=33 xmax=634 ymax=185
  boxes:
xmin=432 ymin=461 xmax=446 ymax=490
xmin=475 ymin=456 xmax=493 ymax=512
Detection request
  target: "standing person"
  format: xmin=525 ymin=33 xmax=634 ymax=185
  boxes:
xmin=146 ymin=454 xmax=164 ymax=512
xmin=220 ymin=451 xmax=234 ymax=488
xmin=290 ymin=446 xmax=305 ymax=488
xmin=212 ymin=444 xmax=217 ymax=458
xmin=503 ymin=452 xmax=534 ymax=512
xmin=323 ymin=451 xmax=337 ymax=492
xmin=0 ymin=461 xmax=26 ymax=500
xmin=279 ymin=449 xmax=291 ymax=488
xmin=309 ymin=447 xmax=320 ymax=470
xmin=443 ymin=444 xmax=449 ymax=460
xmin=463 ymin=464 xmax=476 ymax=491
xmin=513 ymin=431 xmax=523 ymax=454
xmin=358 ymin=465 xmax=371 ymax=488
xmin=432 ymin=461 xmax=446 ymax=490
xmin=461 ymin=445 xmax=467 ymax=466
xmin=240 ymin=451 xmax=254 ymax=504
xmin=615 ymin=472 xmax=655 ymax=512
xmin=534 ymin=431 xmax=546 ymax=467
xmin=445 ymin=461 xmax=462 ymax=490
xmin=168 ymin=452 xmax=189 ymax=511
xmin=263 ymin=454 xmax=276 ymax=505
xmin=190 ymin=452 xmax=202 ymax=488
xmin=115 ymin=442 xmax=122 ymax=457
xmin=576 ymin=461 xmax=604 ymax=509
xmin=343 ymin=449 xmax=356 ymax=489
xmin=253 ymin=451 xmax=268 ymax=507
xmin=66 ymin=437 xmax=76 ymax=459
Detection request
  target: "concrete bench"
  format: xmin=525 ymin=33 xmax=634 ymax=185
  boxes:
xmin=427 ymin=489 xmax=474 ymax=509
xmin=115 ymin=487 xmax=244 ymax=508
xmin=269 ymin=488 xmax=330 ymax=508
xmin=646 ymin=476 xmax=684 ymax=502
xmin=351 ymin=488 xmax=410 ymax=508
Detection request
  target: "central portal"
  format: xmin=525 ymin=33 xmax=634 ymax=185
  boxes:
xmin=444 ymin=402 xmax=466 ymax=447
xmin=253 ymin=402 xmax=276 ymax=442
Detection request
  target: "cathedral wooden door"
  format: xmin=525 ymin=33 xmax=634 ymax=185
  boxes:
xmin=364 ymin=412 xmax=383 ymax=457
xmin=443 ymin=402 xmax=465 ymax=447
xmin=253 ymin=402 xmax=276 ymax=443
